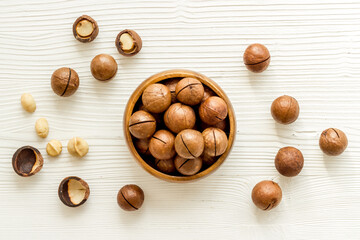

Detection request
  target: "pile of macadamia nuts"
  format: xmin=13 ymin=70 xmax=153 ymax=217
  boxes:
xmin=129 ymin=77 xmax=230 ymax=177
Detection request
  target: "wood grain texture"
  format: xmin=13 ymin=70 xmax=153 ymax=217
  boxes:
xmin=0 ymin=0 xmax=360 ymax=239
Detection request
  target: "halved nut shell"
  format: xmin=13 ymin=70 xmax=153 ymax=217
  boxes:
xmin=12 ymin=146 xmax=43 ymax=177
xmin=115 ymin=29 xmax=142 ymax=56
xmin=58 ymin=176 xmax=90 ymax=207
xmin=73 ymin=15 xmax=99 ymax=43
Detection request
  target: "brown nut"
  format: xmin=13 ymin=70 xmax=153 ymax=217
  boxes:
xmin=129 ymin=110 xmax=156 ymax=139
xmin=243 ymin=43 xmax=270 ymax=73
xmin=90 ymin=54 xmax=118 ymax=81
xmin=202 ymin=128 xmax=228 ymax=157
xmin=319 ymin=128 xmax=348 ymax=156
xmin=202 ymin=86 xmax=215 ymax=102
xmin=73 ymin=15 xmax=99 ymax=43
xmin=164 ymin=103 xmax=196 ymax=133
xmin=175 ymin=129 xmax=204 ymax=159
xmin=58 ymin=176 xmax=90 ymax=207
xmin=51 ymin=67 xmax=79 ymax=97
xmin=155 ymin=158 xmax=176 ymax=174
xmin=271 ymin=95 xmax=300 ymax=125
xmin=275 ymin=147 xmax=304 ymax=177
xmin=252 ymin=180 xmax=282 ymax=211
xmin=163 ymin=78 xmax=180 ymax=103
xmin=175 ymin=78 xmax=204 ymax=106
xmin=134 ymin=138 xmax=151 ymax=155
xmin=200 ymin=119 xmax=227 ymax=132
xmin=12 ymin=146 xmax=43 ymax=177
xmin=174 ymin=155 xmax=202 ymax=176
xmin=149 ymin=130 xmax=176 ymax=160
xmin=199 ymin=96 xmax=228 ymax=125
xmin=117 ymin=184 xmax=144 ymax=211
xmin=142 ymin=84 xmax=171 ymax=113
xmin=201 ymin=153 xmax=217 ymax=166
xmin=115 ymin=30 xmax=142 ymax=56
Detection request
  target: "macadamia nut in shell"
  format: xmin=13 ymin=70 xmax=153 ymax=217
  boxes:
xmin=142 ymin=84 xmax=171 ymax=113
xmin=319 ymin=128 xmax=348 ymax=156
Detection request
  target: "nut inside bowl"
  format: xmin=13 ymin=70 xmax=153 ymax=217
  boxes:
xmin=124 ymin=69 xmax=236 ymax=182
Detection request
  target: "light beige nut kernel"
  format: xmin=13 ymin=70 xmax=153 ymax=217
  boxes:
xmin=119 ymin=33 xmax=135 ymax=52
xmin=76 ymin=20 xmax=94 ymax=37
xmin=35 ymin=118 xmax=49 ymax=138
xmin=46 ymin=139 xmax=62 ymax=157
xmin=67 ymin=137 xmax=89 ymax=157
xmin=21 ymin=93 xmax=36 ymax=113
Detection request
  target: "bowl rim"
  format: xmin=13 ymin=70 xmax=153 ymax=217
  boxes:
xmin=123 ymin=69 xmax=236 ymax=182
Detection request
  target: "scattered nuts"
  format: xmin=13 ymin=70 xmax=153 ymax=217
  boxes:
xmin=243 ymin=43 xmax=270 ymax=73
xmin=46 ymin=139 xmax=62 ymax=157
xmin=129 ymin=110 xmax=156 ymax=139
xmin=174 ymin=155 xmax=202 ymax=176
xmin=117 ymin=184 xmax=144 ymax=211
xmin=199 ymin=96 xmax=228 ymax=125
xmin=163 ymin=78 xmax=180 ymax=103
xmin=35 ymin=118 xmax=49 ymax=138
xmin=202 ymin=128 xmax=228 ymax=157
xmin=90 ymin=54 xmax=118 ymax=81
xmin=155 ymin=158 xmax=176 ymax=174
xmin=20 ymin=93 xmax=36 ymax=113
xmin=115 ymin=29 xmax=142 ymax=56
xmin=149 ymin=130 xmax=176 ymax=160
xmin=275 ymin=146 xmax=304 ymax=177
xmin=134 ymin=138 xmax=151 ymax=155
xmin=67 ymin=137 xmax=89 ymax=157
xmin=51 ymin=67 xmax=79 ymax=97
xmin=252 ymin=180 xmax=282 ymax=211
xmin=72 ymin=15 xmax=98 ymax=43
xmin=174 ymin=129 xmax=204 ymax=159
xmin=12 ymin=146 xmax=43 ymax=177
xmin=319 ymin=128 xmax=348 ymax=156
xmin=271 ymin=95 xmax=300 ymax=125
xmin=142 ymin=84 xmax=171 ymax=113
xmin=58 ymin=176 xmax=90 ymax=207
xmin=164 ymin=103 xmax=196 ymax=133
xmin=175 ymin=78 xmax=204 ymax=106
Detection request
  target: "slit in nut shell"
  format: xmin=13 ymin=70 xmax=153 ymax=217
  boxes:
xmin=58 ymin=176 xmax=90 ymax=207
xmin=12 ymin=146 xmax=43 ymax=177
xmin=115 ymin=29 xmax=142 ymax=56
xmin=73 ymin=15 xmax=99 ymax=43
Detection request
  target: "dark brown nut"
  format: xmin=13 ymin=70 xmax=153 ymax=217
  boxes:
xmin=319 ymin=128 xmax=348 ymax=156
xmin=271 ymin=95 xmax=300 ymax=125
xmin=243 ymin=43 xmax=270 ymax=73
xmin=202 ymin=128 xmax=228 ymax=157
xmin=164 ymin=103 xmax=196 ymax=133
xmin=72 ymin=15 xmax=99 ymax=43
xmin=58 ymin=176 xmax=90 ymax=207
xmin=200 ymin=119 xmax=227 ymax=132
xmin=199 ymin=96 xmax=228 ymax=125
xmin=174 ymin=155 xmax=202 ymax=176
xmin=202 ymin=86 xmax=215 ymax=102
xmin=200 ymin=153 xmax=217 ymax=166
xmin=275 ymin=147 xmax=304 ymax=177
xmin=90 ymin=54 xmax=118 ymax=81
xmin=142 ymin=84 xmax=171 ymax=113
xmin=149 ymin=130 xmax=176 ymax=160
xmin=117 ymin=184 xmax=144 ymax=211
xmin=163 ymin=78 xmax=180 ymax=103
xmin=175 ymin=78 xmax=204 ymax=106
xmin=129 ymin=110 xmax=156 ymax=139
xmin=174 ymin=129 xmax=204 ymax=159
xmin=155 ymin=158 xmax=176 ymax=174
xmin=12 ymin=146 xmax=43 ymax=177
xmin=134 ymin=138 xmax=151 ymax=155
xmin=115 ymin=29 xmax=142 ymax=57
xmin=252 ymin=180 xmax=282 ymax=211
xmin=51 ymin=67 xmax=79 ymax=97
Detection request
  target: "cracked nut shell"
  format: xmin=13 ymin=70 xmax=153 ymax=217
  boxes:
xmin=275 ymin=146 xmax=304 ymax=177
xmin=142 ymin=84 xmax=171 ymax=113
xmin=174 ymin=155 xmax=202 ymax=176
xmin=58 ymin=176 xmax=90 ymax=207
xmin=129 ymin=110 xmax=156 ymax=139
xmin=243 ymin=43 xmax=270 ymax=73
xmin=115 ymin=29 xmax=142 ymax=56
xmin=252 ymin=180 xmax=282 ymax=211
xmin=117 ymin=184 xmax=144 ymax=211
xmin=202 ymin=127 xmax=228 ymax=157
xmin=164 ymin=103 xmax=196 ymax=133
xmin=319 ymin=128 xmax=348 ymax=156
xmin=72 ymin=15 xmax=98 ymax=43
xmin=51 ymin=67 xmax=79 ymax=97
xmin=199 ymin=96 xmax=228 ymax=125
xmin=90 ymin=54 xmax=118 ymax=81
xmin=149 ymin=130 xmax=176 ymax=160
xmin=175 ymin=78 xmax=204 ymax=106
xmin=12 ymin=146 xmax=43 ymax=177
xmin=155 ymin=158 xmax=176 ymax=174
xmin=175 ymin=129 xmax=204 ymax=159
xmin=271 ymin=95 xmax=299 ymax=125
xmin=67 ymin=137 xmax=89 ymax=157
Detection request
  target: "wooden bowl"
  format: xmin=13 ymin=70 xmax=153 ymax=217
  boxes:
xmin=124 ymin=69 xmax=236 ymax=182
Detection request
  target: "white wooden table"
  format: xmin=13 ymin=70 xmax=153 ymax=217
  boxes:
xmin=1 ymin=0 xmax=360 ymax=239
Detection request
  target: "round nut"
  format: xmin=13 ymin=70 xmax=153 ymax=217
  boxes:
xmin=35 ymin=118 xmax=49 ymax=138
xmin=51 ymin=67 xmax=80 ymax=97
xmin=155 ymin=158 xmax=176 ymax=174
xmin=67 ymin=137 xmax=89 ymax=157
xmin=175 ymin=78 xmax=204 ymax=106
xmin=129 ymin=110 xmax=156 ymax=139
xmin=163 ymin=78 xmax=180 ymax=103
xmin=174 ymin=129 xmax=204 ymax=159
xmin=319 ymin=128 xmax=348 ymax=156
xmin=134 ymin=138 xmax=151 ymax=155
xmin=58 ymin=176 xmax=90 ymax=207
xmin=199 ymin=96 xmax=228 ymax=125
xmin=142 ymin=84 xmax=171 ymax=113
xmin=174 ymin=155 xmax=202 ymax=176
xmin=149 ymin=130 xmax=176 ymax=160
xmin=12 ymin=146 xmax=43 ymax=177
xmin=243 ymin=43 xmax=270 ymax=73
xmin=46 ymin=140 xmax=62 ymax=157
xmin=275 ymin=147 xmax=304 ymax=177
xmin=117 ymin=184 xmax=144 ymax=211
xmin=90 ymin=54 xmax=118 ymax=81
xmin=72 ymin=15 xmax=99 ymax=43
xmin=21 ymin=93 xmax=36 ymax=113
xmin=164 ymin=103 xmax=196 ymax=133
xmin=271 ymin=95 xmax=300 ymax=125
xmin=115 ymin=30 xmax=142 ymax=56
xmin=202 ymin=128 xmax=228 ymax=157
xmin=252 ymin=180 xmax=282 ymax=210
